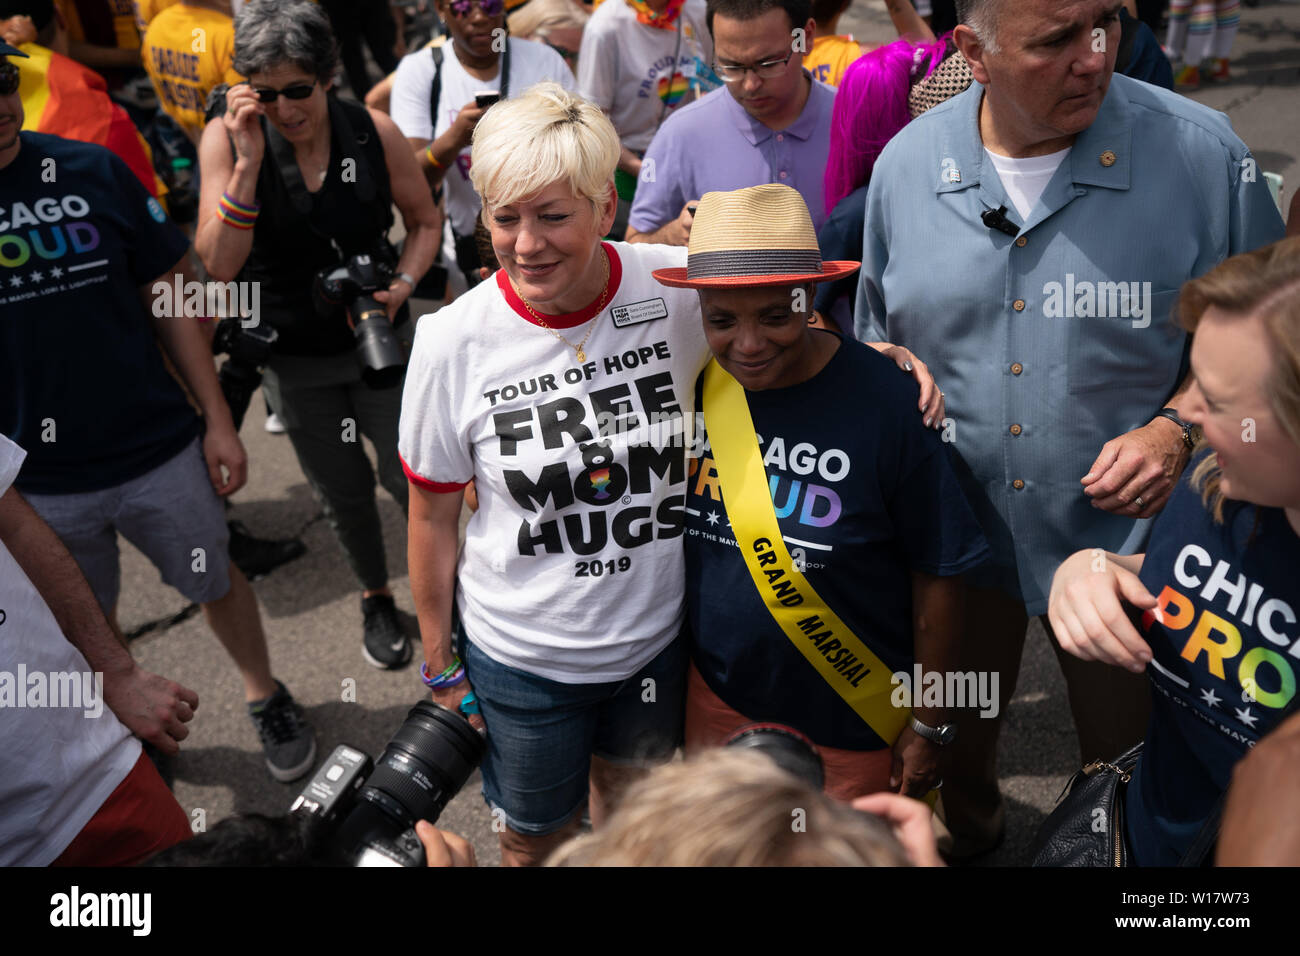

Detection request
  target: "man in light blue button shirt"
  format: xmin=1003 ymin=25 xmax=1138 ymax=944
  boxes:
xmin=855 ymin=0 xmax=1285 ymax=857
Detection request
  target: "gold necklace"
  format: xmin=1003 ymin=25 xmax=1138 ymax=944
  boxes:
xmin=512 ymin=249 xmax=610 ymax=364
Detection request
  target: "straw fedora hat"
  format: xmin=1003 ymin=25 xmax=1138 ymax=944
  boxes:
xmin=651 ymin=184 xmax=859 ymax=289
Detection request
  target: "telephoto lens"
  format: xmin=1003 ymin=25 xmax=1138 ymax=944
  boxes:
xmin=723 ymin=722 xmax=825 ymax=791
xmin=332 ymin=701 xmax=486 ymax=866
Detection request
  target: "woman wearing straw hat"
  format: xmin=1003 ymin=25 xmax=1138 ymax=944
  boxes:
xmin=654 ymin=183 xmax=990 ymax=801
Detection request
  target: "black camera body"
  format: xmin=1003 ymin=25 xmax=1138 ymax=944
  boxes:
xmin=289 ymin=701 xmax=486 ymax=867
xmin=212 ymin=316 xmax=279 ymax=431
xmin=313 ymin=253 xmax=408 ymax=389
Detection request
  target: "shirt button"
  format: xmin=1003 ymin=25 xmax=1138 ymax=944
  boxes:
xmin=1010 ymin=424 xmax=1022 ymax=436
xmin=1100 ymin=150 xmax=1117 ymax=167
xmin=779 ymin=171 xmax=788 ymax=179
xmin=1013 ymin=479 xmax=1025 ymax=490
xmin=776 ymin=134 xmax=784 ymax=142
xmin=1015 ymin=236 xmax=1027 ymax=247
xmin=1013 ymin=299 xmax=1026 ymax=312
xmin=1010 ymin=362 xmax=1023 ymax=375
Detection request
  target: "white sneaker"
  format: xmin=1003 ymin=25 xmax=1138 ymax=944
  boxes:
xmin=264 ymin=412 xmax=286 ymax=434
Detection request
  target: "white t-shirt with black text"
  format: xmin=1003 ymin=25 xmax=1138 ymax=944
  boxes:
xmin=398 ymin=242 xmax=710 ymax=683
xmin=390 ymin=37 xmax=576 ymax=236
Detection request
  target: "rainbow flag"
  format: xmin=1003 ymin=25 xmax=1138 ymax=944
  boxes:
xmin=17 ymin=42 xmax=162 ymax=198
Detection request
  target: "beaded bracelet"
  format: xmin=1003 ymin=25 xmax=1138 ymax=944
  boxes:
xmin=424 ymin=143 xmax=444 ymax=170
xmin=421 ymin=658 xmax=466 ymax=689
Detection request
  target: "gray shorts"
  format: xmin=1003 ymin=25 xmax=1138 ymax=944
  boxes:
xmin=24 ymin=438 xmax=232 ymax=614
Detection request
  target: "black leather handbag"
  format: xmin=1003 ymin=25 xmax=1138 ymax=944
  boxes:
xmin=1031 ymin=742 xmax=1224 ymax=867
xmin=1031 ymin=742 xmax=1143 ymax=867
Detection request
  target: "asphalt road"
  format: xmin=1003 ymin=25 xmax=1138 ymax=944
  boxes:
xmin=116 ymin=0 xmax=1299 ymax=868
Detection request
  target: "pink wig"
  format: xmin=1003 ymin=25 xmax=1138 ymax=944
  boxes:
xmin=823 ymin=35 xmax=951 ymax=216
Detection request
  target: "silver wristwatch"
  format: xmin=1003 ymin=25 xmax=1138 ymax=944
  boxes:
xmin=909 ymin=715 xmax=957 ymax=745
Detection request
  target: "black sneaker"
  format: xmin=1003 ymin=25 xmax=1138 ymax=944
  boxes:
xmin=248 ymin=680 xmax=317 ymax=783
xmin=362 ymin=594 xmax=412 ymax=670
xmin=227 ymin=520 xmax=307 ymax=580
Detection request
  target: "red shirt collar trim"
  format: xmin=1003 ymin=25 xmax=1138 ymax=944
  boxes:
xmin=496 ymin=242 xmax=623 ymax=330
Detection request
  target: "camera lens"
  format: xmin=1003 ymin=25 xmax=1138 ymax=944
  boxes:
xmin=723 ymin=722 xmax=825 ymax=790
xmin=357 ymin=701 xmax=486 ymax=828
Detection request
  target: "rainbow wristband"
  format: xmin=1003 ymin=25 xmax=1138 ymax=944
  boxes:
xmin=218 ymin=191 xmax=259 ymax=229
xmin=424 ymin=143 xmax=444 ymax=169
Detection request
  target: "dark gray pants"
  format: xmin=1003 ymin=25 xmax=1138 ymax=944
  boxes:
xmin=262 ymin=350 xmax=409 ymax=592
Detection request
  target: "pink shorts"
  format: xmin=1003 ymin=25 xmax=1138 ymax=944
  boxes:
xmin=684 ymin=662 xmax=894 ymax=802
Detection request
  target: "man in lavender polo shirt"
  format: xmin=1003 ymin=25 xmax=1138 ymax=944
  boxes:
xmin=625 ymin=0 xmax=833 ymax=246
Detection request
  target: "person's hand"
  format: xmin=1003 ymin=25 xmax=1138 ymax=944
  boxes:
xmin=373 ymin=276 xmax=413 ymax=319
xmin=102 ymin=663 xmax=200 ymax=757
xmin=852 ymin=792 xmax=945 ymax=867
xmin=871 ymin=344 xmax=945 ymax=430
xmin=222 ymin=82 xmax=267 ymax=168
xmin=416 ymin=820 xmax=477 ymax=866
xmin=1218 ymin=711 xmax=1300 ymax=866
xmin=449 ymin=101 xmax=488 ymax=151
xmin=1047 ymin=548 xmax=1156 ymax=673
xmin=0 ymin=14 xmax=36 ymax=46
xmin=202 ymin=423 xmax=248 ymax=496
xmin=430 ymin=676 xmax=485 ymax=733
xmin=1081 ymin=417 xmax=1189 ymax=518
xmin=889 ymin=725 xmax=943 ymax=798
xmin=662 ymin=201 xmax=698 ymax=247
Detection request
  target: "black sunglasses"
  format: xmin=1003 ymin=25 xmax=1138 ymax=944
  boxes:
xmin=250 ymin=79 xmax=317 ymax=103
xmin=0 ymin=61 xmax=19 ymax=97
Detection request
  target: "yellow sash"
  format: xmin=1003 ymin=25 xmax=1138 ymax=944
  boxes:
xmin=701 ymin=359 xmax=909 ymax=746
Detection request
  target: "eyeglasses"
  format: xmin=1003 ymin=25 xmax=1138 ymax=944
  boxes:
xmin=0 ymin=61 xmax=19 ymax=97
xmin=250 ymin=79 xmax=317 ymax=103
xmin=712 ymin=50 xmax=795 ymax=83
xmin=448 ymin=0 xmax=505 ymax=18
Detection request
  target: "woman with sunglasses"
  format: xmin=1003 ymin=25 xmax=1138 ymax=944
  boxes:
xmin=388 ymin=0 xmax=575 ymax=290
xmin=195 ymin=0 xmax=440 ymax=670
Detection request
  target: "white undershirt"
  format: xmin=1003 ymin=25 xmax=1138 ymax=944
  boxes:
xmin=984 ymin=146 xmax=1071 ymax=222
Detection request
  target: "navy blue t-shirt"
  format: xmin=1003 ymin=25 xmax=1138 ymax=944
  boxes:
xmin=0 ymin=132 xmax=198 ymax=493
xmin=1126 ymin=464 xmax=1300 ymax=865
xmin=685 ymin=336 xmax=989 ymax=750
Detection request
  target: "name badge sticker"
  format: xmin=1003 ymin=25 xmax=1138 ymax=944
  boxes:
xmin=610 ymin=298 xmax=669 ymax=328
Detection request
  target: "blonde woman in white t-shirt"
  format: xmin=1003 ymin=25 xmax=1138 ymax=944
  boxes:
xmin=398 ymin=82 xmax=714 ymax=866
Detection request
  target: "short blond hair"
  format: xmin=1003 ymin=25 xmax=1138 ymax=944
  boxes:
xmin=1177 ymin=236 xmax=1300 ymax=521
xmin=508 ymin=0 xmax=590 ymax=39
xmin=544 ymin=749 xmax=911 ymax=867
xmin=470 ymin=82 xmax=620 ymax=223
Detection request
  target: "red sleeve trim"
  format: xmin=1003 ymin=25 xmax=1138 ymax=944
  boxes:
xmin=400 ymin=454 xmax=469 ymax=493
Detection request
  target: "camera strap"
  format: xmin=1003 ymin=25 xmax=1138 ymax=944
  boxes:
xmin=700 ymin=358 xmax=911 ymax=748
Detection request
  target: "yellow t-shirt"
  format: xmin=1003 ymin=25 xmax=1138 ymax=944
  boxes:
xmin=142 ymin=5 xmax=243 ymax=140
xmin=56 ymin=0 xmax=141 ymax=49
xmin=805 ymin=33 xmax=860 ymax=88
xmin=134 ymin=0 xmax=183 ymax=32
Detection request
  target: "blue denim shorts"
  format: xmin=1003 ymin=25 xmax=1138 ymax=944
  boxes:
xmin=463 ymin=633 xmax=687 ymax=836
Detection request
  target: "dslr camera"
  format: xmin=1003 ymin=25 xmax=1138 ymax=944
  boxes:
xmin=313 ymin=253 xmax=409 ymax=389
xmin=289 ymin=701 xmax=485 ymax=867
xmin=212 ymin=316 xmax=278 ymax=432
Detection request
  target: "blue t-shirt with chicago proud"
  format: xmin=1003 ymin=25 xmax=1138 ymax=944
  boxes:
xmin=685 ymin=336 xmax=989 ymax=751
xmin=1125 ymin=464 xmax=1300 ymax=865
xmin=0 ymin=132 xmax=198 ymax=493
